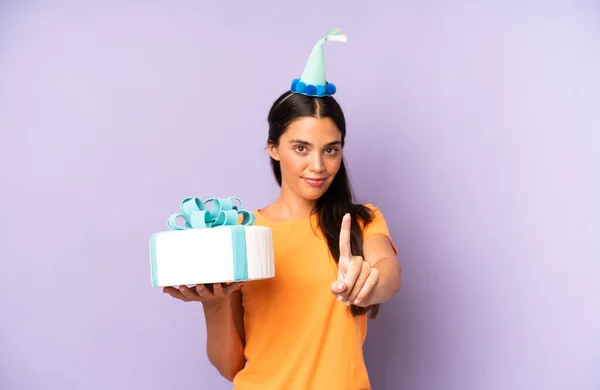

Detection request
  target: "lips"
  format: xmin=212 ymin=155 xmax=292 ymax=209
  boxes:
xmin=303 ymin=177 xmax=327 ymax=187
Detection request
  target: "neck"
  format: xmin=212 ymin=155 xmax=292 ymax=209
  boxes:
xmin=270 ymin=184 xmax=316 ymax=220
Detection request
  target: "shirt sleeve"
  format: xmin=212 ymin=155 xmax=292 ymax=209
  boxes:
xmin=362 ymin=204 xmax=398 ymax=255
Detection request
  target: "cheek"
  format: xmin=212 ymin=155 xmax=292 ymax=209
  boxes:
xmin=325 ymin=155 xmax=343 ymax=173
xmin=278 ymin=151 xmax=305 ymax=175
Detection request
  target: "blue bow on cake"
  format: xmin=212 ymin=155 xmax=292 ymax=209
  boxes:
xmin=167 ymin=197 xmax=255 ymax=231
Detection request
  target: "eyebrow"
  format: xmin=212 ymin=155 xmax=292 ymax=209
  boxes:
xmin=289 ymin=139 xmax=342 ymax=147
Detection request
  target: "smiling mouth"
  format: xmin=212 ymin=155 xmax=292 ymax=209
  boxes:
xmin=303 ymin=177 xmax=327 ymax=187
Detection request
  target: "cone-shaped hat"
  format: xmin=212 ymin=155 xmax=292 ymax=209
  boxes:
xmin=290 ymin=28 xmax=347 ymax=97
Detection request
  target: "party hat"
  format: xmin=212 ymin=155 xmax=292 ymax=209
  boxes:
xmin=290 ymin=28 xmax=347 ymax=97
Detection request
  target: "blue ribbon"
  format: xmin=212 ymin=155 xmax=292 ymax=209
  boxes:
xmin=164 ymin=197 xmax=255 ymax=281
xmin=167 ymin=197 xmax=255 ymax=231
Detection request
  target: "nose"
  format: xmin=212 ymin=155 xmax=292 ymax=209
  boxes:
xmin=308 ymin=152 xmax=325 ymax=173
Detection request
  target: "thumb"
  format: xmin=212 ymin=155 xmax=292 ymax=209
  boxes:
xmin=330 ymin=279 xmax=346 ymax=294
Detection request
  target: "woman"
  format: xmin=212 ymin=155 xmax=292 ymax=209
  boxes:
xmin=163 ymin=90 xmax=401 ymax=389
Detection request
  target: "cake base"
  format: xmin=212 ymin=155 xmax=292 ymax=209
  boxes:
xmin=150 ymin=225 xmax=275 ymax=287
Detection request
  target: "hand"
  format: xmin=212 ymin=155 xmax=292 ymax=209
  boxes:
xmin=163 ymin=282 xmax=243 ymax=306
xmin=330 ymin=213 xmax=380 ymax=307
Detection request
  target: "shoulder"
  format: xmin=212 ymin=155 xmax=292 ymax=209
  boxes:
xmin=357 ymin=203 xmax=386 ymax=221
xmin=249 ymin=209 xmax=273 ymax=228
xmin=356 ymin=203 xmax=392 ymax=235
xmin=363 ymin=203 xmax=381 ymax=213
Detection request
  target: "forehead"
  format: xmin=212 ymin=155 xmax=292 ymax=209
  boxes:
xmin=282 ymin=117 xmax=341 ymax=144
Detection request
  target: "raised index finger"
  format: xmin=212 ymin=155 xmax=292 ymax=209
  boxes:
xmin=339 ymin=213 xmax=352 ymax=259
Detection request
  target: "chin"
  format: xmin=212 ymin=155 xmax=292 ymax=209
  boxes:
xmin=301 ymin=191 xmax=324 ymax=201
xmin=298 ymin=181 xmax=333 ymax=201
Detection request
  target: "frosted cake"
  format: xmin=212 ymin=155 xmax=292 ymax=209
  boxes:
xmin=150 ymin=197 xmax=275 ymax=287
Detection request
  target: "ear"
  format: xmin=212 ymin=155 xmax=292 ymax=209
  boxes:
xmin=267 ymin=142 xmax=280 ymax=161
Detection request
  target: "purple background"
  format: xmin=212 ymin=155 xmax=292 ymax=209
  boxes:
xmin=1 ymin=2 xmax=599 ymax=389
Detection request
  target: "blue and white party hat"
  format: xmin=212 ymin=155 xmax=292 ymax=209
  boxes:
xmin=290 ymin=28 xmax=347 ymax=97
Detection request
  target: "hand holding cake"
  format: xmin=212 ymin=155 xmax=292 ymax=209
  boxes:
xmin=163 ymin=282 xmax=243 ymax=304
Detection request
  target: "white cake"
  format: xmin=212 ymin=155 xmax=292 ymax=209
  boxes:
xmin=149 ymin=197 xmax=275 ymax=287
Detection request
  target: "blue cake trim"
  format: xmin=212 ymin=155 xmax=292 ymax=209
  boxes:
xmin=291 ymin=78 xmax=337 ymax=96
xmin=230 ymin=225 xmax=249 ymax=281
xmin=150 ymin=233 xmax=159 ymax=287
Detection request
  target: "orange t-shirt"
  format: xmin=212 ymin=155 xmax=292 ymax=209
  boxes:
xmin=232 ymin=204 xmax=396 ymax=390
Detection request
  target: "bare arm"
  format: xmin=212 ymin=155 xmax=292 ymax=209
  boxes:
xmin=362 ymin=233 xmax=401 ymax=305
xmin=164 ymin=283 xmax=247 ymax=381
xmin=203 ymin=289 xmax=246 ymax=380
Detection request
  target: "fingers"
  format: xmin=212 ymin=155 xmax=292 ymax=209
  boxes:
xmin=212 ymin=283 xmax=225 ymax=297
xmin=163 ymin=287 xmax=188 ymax=301
xmin=341 ymin=256 xmax=363 ymax=297
xmin=339 ymin=213 xmax=352 ymax=259
xmin=163 ymin=283 xmax=243 ymax=303
xmin=180 ymin=285 xmax=202 ymax=301
xmin=330 ymin=280 xmax=347 ymax=296
xmin=332 ymin=259 xmax=380 ymax=307
xmin=195 ymin=284 xmax=214 ymax=300
xmin=345 ymin=261 xmax=372 ymax=305
xmin=224 ymin=282 xmax=244 ymax=295
xmin=350 ymin=267 xmax=379 ymax=306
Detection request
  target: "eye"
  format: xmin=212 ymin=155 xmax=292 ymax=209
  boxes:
xmin=325 ymin=147 xmax=339 ymax=154
xmin=294 ymin=145 xmax=306 ymax=153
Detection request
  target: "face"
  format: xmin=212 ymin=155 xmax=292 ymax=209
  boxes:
xmin=268 ymin=116 xmax=343 ymax=201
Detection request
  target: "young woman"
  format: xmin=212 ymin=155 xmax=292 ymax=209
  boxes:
xmin=163 ymin=90 xmax=401 ymax=389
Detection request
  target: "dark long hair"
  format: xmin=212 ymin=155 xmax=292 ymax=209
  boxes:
xmin=267 ymin=90 xmax=379 ymax=319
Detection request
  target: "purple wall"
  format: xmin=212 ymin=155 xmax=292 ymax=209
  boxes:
xmin=1 ymin=2 xmax=599 ymax=389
